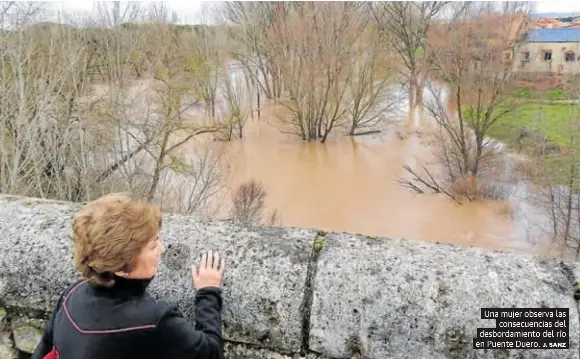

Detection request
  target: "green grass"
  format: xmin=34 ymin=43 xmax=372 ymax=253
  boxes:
xmin=481 ymin=99 xmax=579 ymax=185
xmin=486 ymin=102 xmax=577 ymax=148
xmin=507 ymin=87 xmax=570 ymax=102
xmin=506 ymin=84 xmax=574 ymax=101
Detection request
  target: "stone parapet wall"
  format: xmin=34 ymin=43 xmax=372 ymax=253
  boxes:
xmin=0 ymin=194 xmax=579 ymax=358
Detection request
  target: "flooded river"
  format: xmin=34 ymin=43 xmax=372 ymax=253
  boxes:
xmin=93 ymin=79 xmax=556 ymax=258
xmin=210 ymin=104 xmax=553 ymax=257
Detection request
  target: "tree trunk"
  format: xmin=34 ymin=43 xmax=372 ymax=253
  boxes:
xmin=257 ymin=89 xmax=261 ymax=118
xmin=409 ymin=73 xmax=417 ymax=109
xmin=96 ymin=140 xmax=151 ymax=183
xmin=561 ymin=164 xmax=576 ymax=257
xmin=147 ymin=133 xmax=171 ymax=202
xmin=415 ymin=83 xmax=423 ymax=109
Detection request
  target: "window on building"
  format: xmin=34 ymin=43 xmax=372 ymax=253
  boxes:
xmin=520 ymin=51 xmax=530 ymax=61
xmin=543 ymin=50 xmax=552 ymax=61
xmin=565 ymin=51 xmax=575 ymax=62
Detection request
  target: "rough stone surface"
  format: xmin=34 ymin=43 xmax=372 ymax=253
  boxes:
xmin=10 ymin=318 xmax=44 ymax=354
xmin=0 ymin=308 xmax=6 ymax=332
xmin=1 ymin=194 xmax=580 ymax=359
xmin=0 ymin=195 xmax=313 ymax=354
xmin=310 ymin=233 xmax=580 ymax=359
xmin=0 ymin=331 xmax=17 ymax=359
xmin=223 ymin=342 xmax=321 ymax=359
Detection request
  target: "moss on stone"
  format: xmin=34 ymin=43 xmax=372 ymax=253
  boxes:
xmin=313 ymin=235 xmax=325 ymax=253
xmin=573 ymin=282 xmax=580 ymax=300
xmin=12 ymin=324 xmax=43 ymax=354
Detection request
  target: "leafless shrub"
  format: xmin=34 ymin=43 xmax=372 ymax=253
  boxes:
xmin=154 ymin=140 xmax=229 ymax=217
xmin=229 ymin=179 xmax=267 ymax=226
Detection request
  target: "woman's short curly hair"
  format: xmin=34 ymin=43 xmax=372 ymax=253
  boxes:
xmin=71 ymin=193 xmax=162 ymax=288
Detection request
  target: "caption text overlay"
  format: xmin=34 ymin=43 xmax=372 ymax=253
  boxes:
xmin=473 ymin=308 xmax=569 ymax=349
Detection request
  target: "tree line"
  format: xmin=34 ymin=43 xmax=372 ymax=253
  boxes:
xmin=1 ymin=1 xmax=579 ymax=253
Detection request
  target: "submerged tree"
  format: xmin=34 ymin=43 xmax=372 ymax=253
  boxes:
xmin=264 ymin=2 xmax=369 ymax=142
xmin=371 ymin=1 xmax=448 ymax=109
xmin=398 ymin=1 xmax=531 ymax=202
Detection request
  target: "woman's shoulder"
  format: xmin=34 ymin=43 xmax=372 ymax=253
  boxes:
xmin=55 ymin=278 xmax=87 ymax=303
xmin=147 ymin=298 xmax=179 ymax=315
xmin=145 ymin=298 xmax=188 ymax=326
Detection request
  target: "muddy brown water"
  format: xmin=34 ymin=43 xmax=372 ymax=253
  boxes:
xmin=91 ymin=81 xmax=555 ymax=257
xmin=208 ymin=105 xmax=553 ymax=257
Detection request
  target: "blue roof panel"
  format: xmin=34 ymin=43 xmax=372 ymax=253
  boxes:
xmin=527 ymin=28 xmax=580 ymax=42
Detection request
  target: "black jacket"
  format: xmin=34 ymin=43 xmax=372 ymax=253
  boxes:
xmin=31 ymin=276 xmax=224 ymax=359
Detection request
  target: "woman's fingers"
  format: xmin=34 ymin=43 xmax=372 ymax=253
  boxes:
xmin=213 ymin=252 xmax=220 ymax=269
xmin=199 ymin=250 xmax=225 ymax=271
xmin=201 ymin=252 xmax=207 ymax=269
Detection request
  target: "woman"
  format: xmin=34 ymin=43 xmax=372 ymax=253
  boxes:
xmin=31 ymin=193 xmax=226 ymax=359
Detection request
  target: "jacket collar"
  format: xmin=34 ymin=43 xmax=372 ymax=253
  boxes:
xmin=90 ymin=275 xmax=154 ymax=297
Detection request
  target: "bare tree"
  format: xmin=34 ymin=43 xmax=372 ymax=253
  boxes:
xmin=345 ymin=25 xmax=400 ymax=136
xmin=215 ymin=62 xmax=250 ymax=141
xmin=93 ymin=2 xmax=148 ymax=83
xmin=0 ymin=6 xmax=102 ymax=201
xmin=398 ymin=1 xmax=530 ymax=202
xmin=155 ymin=139 xmax=229 ymax=217
xmin=531 ymin=80 xmax=580 ymax=259
xmin=184 ymin=24 xmax=226 ymax=120
xmin=217 ymin=2 xmax=282 ymax=102
xmin=139 ymin=22 xmax=226 ymax=202
xmin=371 ymin=1 xmax=448 ymax=110
xmin=88 ymin=9 xmax=230 ymax=209
xmin=0 ymin=2 xmax=229 ymax=216
xmin=229 ymin=179 xmax=267 ymax=226
xmin=265 ymin=2 xmax=368 ymax=142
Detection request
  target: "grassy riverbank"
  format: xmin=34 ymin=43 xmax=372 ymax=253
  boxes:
xmin=486 ymin=102 xmax=576 ymax=148
xmin=486 ymin=86 xmax=579 ymax=184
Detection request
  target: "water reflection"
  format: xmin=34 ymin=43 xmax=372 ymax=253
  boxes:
xmin=214 ymin=107 xmax=552 ymax=256
xmin=92 ymin=78 xmax=557 ymax=258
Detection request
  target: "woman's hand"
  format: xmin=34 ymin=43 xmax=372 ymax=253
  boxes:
xmin=192 ymin=250 xmax=225 ymax=290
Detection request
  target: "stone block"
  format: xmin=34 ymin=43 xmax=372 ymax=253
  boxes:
xmin=309 ymin=233 xmax=579 ymax=359
xmin=0 ymin=196 xmax=314 ymax=354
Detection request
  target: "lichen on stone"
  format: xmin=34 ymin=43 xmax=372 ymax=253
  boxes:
xmin=313 ymin=236 xmax=325 ymax=253
xmin=12 ymin=324 xmax=43 ymax=354
xmin=573 ymin=281 xmax=580 ymax=300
